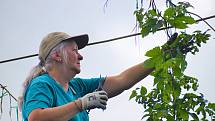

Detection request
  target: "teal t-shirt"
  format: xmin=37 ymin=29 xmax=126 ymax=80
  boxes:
xmin=22 ymin=73 xmax=104 ymax=121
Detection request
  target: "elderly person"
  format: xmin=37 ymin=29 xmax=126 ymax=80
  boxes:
xmin=19 ymin=32 xmax=153 ymax=121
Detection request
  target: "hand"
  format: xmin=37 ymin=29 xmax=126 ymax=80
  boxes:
xmin=165 ymin=32 xmax=194 ymax=54
xmin=167 ymin=33 xmax=178 ymax=45
xmin=80 ymin=90 xmax=108 ymax=110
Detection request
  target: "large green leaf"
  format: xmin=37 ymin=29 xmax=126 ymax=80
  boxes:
xmin=143 ymin=58 xmax=155 ymax=68
xmin=176 ymin=16 xmax=196 ymax=24
xmin=168 ymin=19 xmax=188 ymax=29
xmin=145 ymin=46 xmax=162 ymax=57
xmin=184 ymin=16 xmax=196 ymax=24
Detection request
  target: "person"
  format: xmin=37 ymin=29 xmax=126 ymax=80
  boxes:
xmin=18 ymin=32 xmax=154 ymax=121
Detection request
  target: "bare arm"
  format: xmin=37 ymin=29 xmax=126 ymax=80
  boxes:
xmin=28 ymin=99 xmax=82 ymax=121
xmin=103 ymin=62 xmax=154 ymax=98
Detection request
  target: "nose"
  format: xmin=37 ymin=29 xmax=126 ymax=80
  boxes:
xmin=78 ymin=53 xmax=83 ymax=60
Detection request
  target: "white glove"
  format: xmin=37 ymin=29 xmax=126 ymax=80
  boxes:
xmin=80 ymin=90 xmax=108 ymax=110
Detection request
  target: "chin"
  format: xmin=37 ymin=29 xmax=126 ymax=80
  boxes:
xmin=76 ymin=70 xmax=81 ymax=74
xmin=75 ymin=68 xmax=81 ymax=74
xmin=69 ymin=66 xmax=81 ymax=74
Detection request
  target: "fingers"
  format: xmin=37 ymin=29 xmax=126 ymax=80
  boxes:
xmin=97 ymin=102 xmax=107 ymax=110
xmin=99 ymin=94 xmax=108 ymax=101
xmin=96 ymin=90 xmax=108 ymax=101
xmin=96 ymin=98 xmax=107 ymax=109
xmin=97 ymin=90 xmax=107 ymax=95
xmin=99 ymin=98 xmax=107 ymax=105
xmin=94 ymin=90 xmax=108 ymax=109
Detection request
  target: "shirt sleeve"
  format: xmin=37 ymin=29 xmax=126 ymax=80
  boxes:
xmin=72 ymin=77 xmax=105 ymax=97
xmin=24 ymin=82 xmax=54 ymax=118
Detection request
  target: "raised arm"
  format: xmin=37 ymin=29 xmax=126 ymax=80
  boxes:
xmin=103 ymin=62 xmax=154 ymax=98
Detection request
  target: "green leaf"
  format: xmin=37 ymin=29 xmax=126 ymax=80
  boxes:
xmin=173 ymin=83 xmax=181 ymax=99
xmin=166 ymin=114 xmax=175 ymax=120
xmin=143 ymin=58 xmax=155 ymax=68
xmin=196 ymin=105 xmax=204 ymax=114
xmin=157 ymin=81 xmax=164 ymax=91
xmin=129 ymin=90 xmax=137 ymax=100
xmin=179 ymin=109 xmax=189 ymax=120
xmin=165 ymin=83 xmax=171 ymax=95
xmin=175 ymin=16 xmax=196 ymax=24
xmin=162 ymin=92 xmax=170 ymax=103
xmin=181 ymin=59 xmax=187 ymax=72
xmin=144 ymin=18 xmax=158 ymax=33
xmin=141 ymin=27 xmax=150 ymax=38
xmin=183 ymin=16 xmax=196 ymax=24
xmin=184 ymin=93 xmax=198 ymax=99
xmin=192 ymin=82 xmax=199 ymax=91
xmin=207 ymin=103 xmax=215 ymax=110
xmin=173 ymin=66 xmax=182 ymax=77
xmin=168 ymin=19 xmax=188 ymax=29
xmin=148 ymin=9 xmax=158 ymax=16
xmin=153 ymin=77 xmax=161 ymax=86
xmin=145 ymin=46 xmax=162 ymax=57
xmin=164 ymin=7 xmax=175 ymax=18
xmin=157 ymin=111 xmax=164 ymax=117
xmin=140 ymin=86 xmax=147 ymax=96
xmin=154 ymin=103 xmax=162 ymax=109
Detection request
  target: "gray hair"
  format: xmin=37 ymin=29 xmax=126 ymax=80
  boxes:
xmin=18 ymin=40 xmax=71 ymax=111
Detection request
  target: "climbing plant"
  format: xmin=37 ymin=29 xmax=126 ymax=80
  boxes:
xmin=130 ymin=0 xmax=215 ymax=120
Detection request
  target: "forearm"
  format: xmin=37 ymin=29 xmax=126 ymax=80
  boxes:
xmin=104 ymin=62 xmax=154 ymax=98
xmin=119 ymin=62 xmax=154 ymax=89
xmin=28 ymin=99 xmax=82 ymax=121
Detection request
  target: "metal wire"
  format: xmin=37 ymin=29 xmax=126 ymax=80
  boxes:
xmin=0 ymin=15 xmax=214 ymax=64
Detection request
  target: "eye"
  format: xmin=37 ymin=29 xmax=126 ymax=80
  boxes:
xmin=73 ymin=49 xmax=79 ymax=53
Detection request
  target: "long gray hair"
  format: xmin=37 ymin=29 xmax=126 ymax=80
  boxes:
xmin=18 ymin=41 xmax=71 ymax=111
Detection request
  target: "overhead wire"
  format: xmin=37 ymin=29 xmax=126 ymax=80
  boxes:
xmin=0 ymin=14 xmax=215 ymax=64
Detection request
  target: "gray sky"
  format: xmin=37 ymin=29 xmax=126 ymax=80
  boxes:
xmin=0 ymin=0 xmax=214 ymax=121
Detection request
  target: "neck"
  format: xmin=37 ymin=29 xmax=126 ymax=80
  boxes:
xmin=48 ymin=67 xmax=76 ymax=92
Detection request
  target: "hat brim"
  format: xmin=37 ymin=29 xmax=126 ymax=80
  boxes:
xmin=64 ymin=34 xmax=89 ymax=50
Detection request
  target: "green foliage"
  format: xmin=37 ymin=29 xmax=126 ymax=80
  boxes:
xmin=131 ymin=0 xmax=214 ymax=120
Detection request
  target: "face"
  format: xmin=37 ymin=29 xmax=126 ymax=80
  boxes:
xmin=61 ymin=41 xmax=83 ymax=74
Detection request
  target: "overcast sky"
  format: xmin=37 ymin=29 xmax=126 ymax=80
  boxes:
xmin=0 ymin=0 xmax=214 ymax=121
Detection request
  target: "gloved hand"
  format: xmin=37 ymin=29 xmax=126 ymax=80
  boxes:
xmin=166 ymin=33 xmax=178 ymax=45
xmin=80 ymin=90 xmax=108 ymax=110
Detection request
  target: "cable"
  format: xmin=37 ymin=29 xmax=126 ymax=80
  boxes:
xmin=0 ymin=14 xmax=215 ymax=64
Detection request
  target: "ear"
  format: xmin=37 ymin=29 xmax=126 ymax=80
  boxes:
xmin=51 ymin=51 xmax=62 ymax=62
